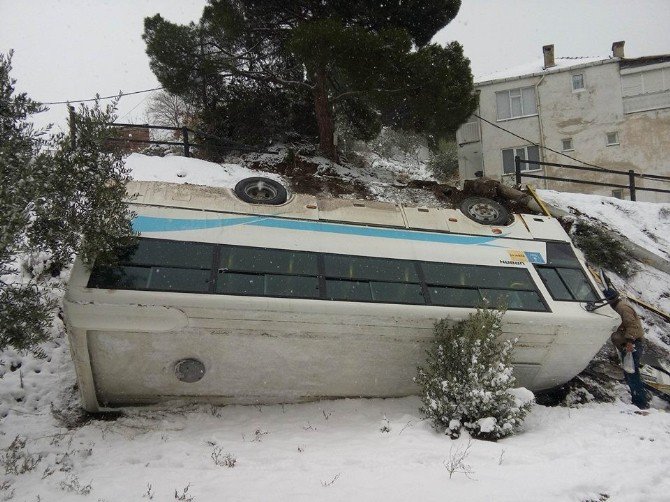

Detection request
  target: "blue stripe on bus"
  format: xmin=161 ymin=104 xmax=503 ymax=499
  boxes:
xmin=133 ymin=215 xmax=260 ymax=232
xmin=132 ymin=215 xmax=501 ymax=246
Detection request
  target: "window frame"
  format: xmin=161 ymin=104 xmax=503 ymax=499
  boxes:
xmin=534 ymin=242 xmax=598 ymax=303
xmin=87 ymin=237 xmax=553 ymax=312
xmin=502 ymin=145 xmax=541 ymax=175
xmin=495 ymin=86 xmax=538 ymax=121
xmin=571 ymin=73 xmax=585 ymax=92
xmin=606 ymin=131 xmax=620 ymax=146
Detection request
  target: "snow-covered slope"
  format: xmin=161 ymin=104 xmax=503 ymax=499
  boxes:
xmin=1 ymin=154 xmax=669 ymax=502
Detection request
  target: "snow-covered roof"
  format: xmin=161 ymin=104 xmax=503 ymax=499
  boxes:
xmin=475 ymin=56 xmax=614 ymax=85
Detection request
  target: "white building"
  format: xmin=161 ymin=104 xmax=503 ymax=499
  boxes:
xmin=457 ymin=42 xmax=670 ymax=202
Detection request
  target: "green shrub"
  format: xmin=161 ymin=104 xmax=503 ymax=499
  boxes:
xmin=571 ymin=220 xmax=634 ymax=277
xmin=416 ymin=309 xmax=533 ymax=440
xmin=427 ymin=139 xmax=459 ymax=181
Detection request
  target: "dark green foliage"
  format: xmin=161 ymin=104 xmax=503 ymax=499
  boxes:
xmin=428 ymin=139 xmax=459 ymax=181
xmin=416 ymin=309 xmax=532 ymax=440
xmin=571 ymin=220 xmax=634 ymax=277
xmin=143 ymin=1 xmax=476 ymax=159
xmin=0 ymin=51 xmax=135 ymax=354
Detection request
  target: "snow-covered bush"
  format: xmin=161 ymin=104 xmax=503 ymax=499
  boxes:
xmin=571 ymin=220 xmax=634 ymax=277
xmin=416 ymin=308 xmax=533 ymax=440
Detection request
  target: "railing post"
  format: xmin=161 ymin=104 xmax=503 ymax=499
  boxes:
xmin=514 ymin=156 xmax=522 ymax=186
xmin=628 ymin=170 xmax=636 ymax=201
xmin=182 ymin=127 xmax=190 ymax=157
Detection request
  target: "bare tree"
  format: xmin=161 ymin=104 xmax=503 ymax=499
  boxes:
xmin=145 ymin=90 xmax=195 ymax=129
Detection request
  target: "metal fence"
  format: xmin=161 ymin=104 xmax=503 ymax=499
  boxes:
xmin=514 ymin=156 xmax=670 ymax=201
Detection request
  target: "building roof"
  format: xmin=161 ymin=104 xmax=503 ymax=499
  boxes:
xmin=475 ymin=56 xmax=613 ymax=86
xmin=620 ymin=54 xmax=670 ymax=69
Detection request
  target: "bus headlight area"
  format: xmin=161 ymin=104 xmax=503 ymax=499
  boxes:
xmin=63 ymin=180 xmax=621 ymax=412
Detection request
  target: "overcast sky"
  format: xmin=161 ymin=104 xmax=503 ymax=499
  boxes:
xmin=1 ymin=0 xmax=669 ymax=130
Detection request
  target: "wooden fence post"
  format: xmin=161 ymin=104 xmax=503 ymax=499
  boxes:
xmin=628 ymin=170 xmax=636 ymax=201
xmin=182 ymin=127 xmax=190 ymax=157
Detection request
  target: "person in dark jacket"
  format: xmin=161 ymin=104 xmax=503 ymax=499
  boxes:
xmin=604 ymin=288 xmax=649 ymax=409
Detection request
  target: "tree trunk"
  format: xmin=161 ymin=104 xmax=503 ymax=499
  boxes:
xmin=312 ymin=68 xmax=338 ymax=162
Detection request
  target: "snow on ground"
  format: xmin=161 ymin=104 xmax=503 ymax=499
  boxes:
xmin=539 ymin=190 xmax=670 ymax=261
xmin=538 ymin=189 xmax=670 ymax=348
xmin=125 ymin=153 xmax=285 ymax=189
xmin=2 ymin=156 xmax=670 ymax=501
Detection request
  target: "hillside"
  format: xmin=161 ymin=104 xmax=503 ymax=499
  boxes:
xmin=1 ymin=153 xmax=669 ymax=501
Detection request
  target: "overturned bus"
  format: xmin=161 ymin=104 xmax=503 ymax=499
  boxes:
xmin=63 ymin=178 xmax=619 ymax=411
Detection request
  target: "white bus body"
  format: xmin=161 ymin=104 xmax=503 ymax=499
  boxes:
xmin=64 ymin=180 xmax=619 ymax=411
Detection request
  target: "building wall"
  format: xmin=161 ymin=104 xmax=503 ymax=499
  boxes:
xmin=458 ymin=60 xmax=670 ymax=202
xmin=476 ymin=75 xmax=542 ymax=182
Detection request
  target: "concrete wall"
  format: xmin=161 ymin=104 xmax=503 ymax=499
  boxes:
xmin=458 ymin=60 xmax=670 ymax=202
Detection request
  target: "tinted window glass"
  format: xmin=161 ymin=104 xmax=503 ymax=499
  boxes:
xmin=482 ymin=289 xmax=546 ymax=311
xmin=370 ymin=282 xmax=424 ymax=304
xmin=324 ymin=255 xmax=418 ymax=282
xmin=121 ymin=239 xmax=214 ymax=269
xmin=325 ymin=280 xmax=372 ymax=302
xmin=422 ymin=262 xmax=467 ymax=286
xmin=265 ymin=275 xmax=320 ymax=298
xmin=483 ymin=268 xmax=535 ymax=289
xmin=88 ymin=265 xmax=151 ymax=289
xmin=147 ymin=267 xmax=211 ymax=293
xmin=220 ymin=246 xmax=317 ymax=275
xmin=545 ymin=242 xmax=581 ymax=267
xmin=217 ymin=272 xmax=265 ymax=295
xmin=537 ymin=268 xmax=573 ymax=301
xmin=558 ymin=268 xmax=597 ymax=301
xmin=422 ymin=263 xmax=533 ymax=290
xmin=429 ymin=286 xmax=481 ymax=307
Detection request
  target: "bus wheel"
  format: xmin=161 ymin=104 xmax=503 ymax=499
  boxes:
xmin=234 ymin=177 xmax=288 ymax=205
xmin=460 ymin=197 xmax=511 ymax=225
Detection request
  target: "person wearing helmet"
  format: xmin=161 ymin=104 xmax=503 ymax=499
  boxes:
xmin=603 ymin=288 xmax=649 ymax=409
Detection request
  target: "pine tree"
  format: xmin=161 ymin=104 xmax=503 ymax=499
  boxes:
xmin=416 ymin=309 xmax=533 ymax=440
xmin=0 ymin=51 xmax=135 ymax=354
xmin=143 ymin=1 xmax=477 ymax=161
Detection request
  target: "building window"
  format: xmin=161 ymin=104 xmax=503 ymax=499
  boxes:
xmin=611 ymin=189 xmax=624 ymax=199
xmin=456 ymin=117 xmax=481 ymax=144
xmin=502 ymin=145 xmax=540 ymax=174
xmin=572 ymin=74 xmax=585 ymax=91
xmin=621 ymin=67 xmax=670 ymax=113
xmin=495 ymin=87 xmax=537 ymax=120
xmin=561 ymin=138 xmax=574 ymax=152
xmin=606 ymin=132 xmax=619 ymax=146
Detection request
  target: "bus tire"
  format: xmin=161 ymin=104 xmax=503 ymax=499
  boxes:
xmin=234 ymin=177 xmax=288 ymax=205
xmin=460 ymin=197 xmax=511 ymax=225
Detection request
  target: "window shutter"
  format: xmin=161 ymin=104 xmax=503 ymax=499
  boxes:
xmin=621 ymin=74 xmax=643 ymax=97
xmin=644 ymin=69 xmax=664 ymax=94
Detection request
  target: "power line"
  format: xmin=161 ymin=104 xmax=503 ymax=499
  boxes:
xmin=473 ymin=113 xmax=670 ymax=185
xmin=41 ymin=86 xmax=164 ymax=105
xmin=473 ymin=113 xmax=606 ymax=171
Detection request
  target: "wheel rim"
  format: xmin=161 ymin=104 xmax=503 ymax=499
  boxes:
xmin=244 ymin=180 xmax=278 ymax=201
xmin=468 ymin=201 xmax=500 ymax=222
